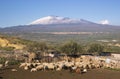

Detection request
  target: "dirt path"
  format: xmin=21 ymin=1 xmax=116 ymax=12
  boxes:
xmin=0 ymin=65 xmax=120 ymax=79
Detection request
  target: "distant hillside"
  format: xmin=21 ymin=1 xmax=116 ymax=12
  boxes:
xmin=0 ymin=34 xmax=32 ymax=50
xmin=1 ymin=23 xmax=120 ymax=33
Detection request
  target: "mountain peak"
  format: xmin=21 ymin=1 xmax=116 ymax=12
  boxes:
xmin=29 ymin=16 xmax=91 ymax=25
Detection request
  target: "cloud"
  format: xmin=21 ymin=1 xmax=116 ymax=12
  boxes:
xmin=99 ymin=20 xmax=109 ymax=25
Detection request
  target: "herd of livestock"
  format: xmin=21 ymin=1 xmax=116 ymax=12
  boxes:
xmin=18 ymin=54 xmax=120 ymax=73
xmin=0 ymin=53 xmax=120 ymax=74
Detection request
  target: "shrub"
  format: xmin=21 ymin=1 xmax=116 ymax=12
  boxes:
xmin=8 ymin=59 xmax=20 ymax=65
xmin=0 ymin=57 xmax=6 ymax=64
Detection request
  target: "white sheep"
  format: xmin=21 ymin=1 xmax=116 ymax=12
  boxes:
xmin=71 ymin=66 xmax=77 ymax=70
xmin=11 ymin=69 xmax=17 ymax=72
xmin=19 ymin=63 xmax=27 ymax=68
xmin=31 ymin=68 xmax=37 ymax=72
xmin=46 ymin=63 xmax=55 ymax=70
xmin=64 ymin=62 xmax=74 ymax=68
xmin=56 ymin=62 xmax=64 ymax=69
xmin=24 ymin=66 xmax=29 ymax=70
xmin=82 ymin=68 xmax=87 ymax=73
xmin=0 ymin=64 xmax=3 ymax=69
xmin=36 ymin=64 xmax=44 ymax=70
xmin=56 ymin=67 xmax=61 ymax=71
xmin=5 ymin=60 xmax=9 ymax=67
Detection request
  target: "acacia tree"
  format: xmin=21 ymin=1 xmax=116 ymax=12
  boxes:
xmin=88 ymin=43 xmax=104 ymax=55
xmin=60 ymin=41 xmax=83 ymax=55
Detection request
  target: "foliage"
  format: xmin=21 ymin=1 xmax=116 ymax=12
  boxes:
xmin=8 ymin=59 xmax=20 ymax=65
xmin=60 ymin=41 xmax=83 ymax=54
xmin=0 ymin=46 xmax=15 ymax=51
xmin=1 ymin=33 xmax=120 ymax=55
xmin=88 ymin=43 xmax=104 ymax=54
xmin=0 ymin=57 xmax=21 ymax=65
xmin=105 ymin=46 xmax=120 ymax=53
xmin=0 ymin=57 xmax=6 ymax=64
xmin=26 ymin=42 xmax=48 ymax=53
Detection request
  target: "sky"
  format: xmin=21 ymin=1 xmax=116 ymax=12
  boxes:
xmin=0 ymin=0 xmax=120 ymax=27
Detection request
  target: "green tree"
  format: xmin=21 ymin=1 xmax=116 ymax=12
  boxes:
xmin=88 ymin=43 xmax=104 ymax=55
xmin=60 ymin=41 xmax=83 ymax=54
xmin=27 ymin=42 xmax=48 ymax=53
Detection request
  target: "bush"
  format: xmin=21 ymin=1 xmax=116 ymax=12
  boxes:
xmin=0 ymin=46 xmax=15 ymax=51
xmin=0 ymin=57 xmax=6 ymax=64
xmin=88 ymin=43 xmax=104 ymax=55
xmin=8 ymin=59 xmax=20 ymax=65
xmin=27 ymin=42 xmax=48 ymax=53
xmin=60 ymin=41 xmax=83 ymax=54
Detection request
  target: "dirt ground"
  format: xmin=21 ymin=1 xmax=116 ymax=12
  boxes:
xmin=0 ymin=65 xmax=120 ymax=79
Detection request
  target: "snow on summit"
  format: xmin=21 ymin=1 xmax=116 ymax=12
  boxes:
xmin=30 ymin=16 xmax=89 ymax=25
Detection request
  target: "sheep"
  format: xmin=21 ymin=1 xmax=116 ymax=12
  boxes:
xmin=64 ymin=62 xmax=74 ymax=68
xmin=82 ymin=68 xmax=87 ymax=73
xmin=36 ymin=64 xmax=44 ymax=70
xmin=36 ymin=63 xmax=41 ymax=66
xmin=19 ymin=63 xmax=27 ymax=68
xmin=55 ymin=62 xmax=65 ymax=71
xmin=75 ymin=67 xmax=81 ymax=74
xmin=56 ymin=67 xmax=61 ymax=71
xmin=45 ymin=63 xmax=55 ymax=70
xmin=75 ymin=67 xmax=87 ymax=74
xmin=75 ymin=62 xmax=80 ymax=67
xmin=71 ymin=66 xmax=77 ymax=70
xmin=30 ymin=63 xmax=39 ymax=68
xmin=0 ymin=64 xmax=3 ymax=69
xmin=31 ymin=68 xmax=37 ymax=72
xmin=24 ymin=66 xmax=29 ymax=70
xmin=4 ymin=60 xmax=9 ymax=67
xmin=11 ymin=69 xmax=17 ymax=72
xmin=69 ymin=65 xmax=78 ymax=73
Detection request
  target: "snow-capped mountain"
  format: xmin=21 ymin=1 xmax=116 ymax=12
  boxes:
xmin=30 ymin=16 xmax=92 ymax=25
xmin=1 ymin=15 xmax=120 ymax=34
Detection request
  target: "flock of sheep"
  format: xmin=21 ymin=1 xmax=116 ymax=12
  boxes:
xmin=19 ymin=59 xmax=87 ymax=73
xmin=19 ymin=55 xmax=120 ymax=73
xmin=0 ymin=55 xmax=119 ymax=74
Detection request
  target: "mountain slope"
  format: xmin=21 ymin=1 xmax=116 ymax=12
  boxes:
xmin=1 ymin=23 xmax=120 ymax=33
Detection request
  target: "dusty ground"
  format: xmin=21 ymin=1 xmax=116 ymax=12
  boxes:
xmin=0 ymin=65 xmax=120 ymax=79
